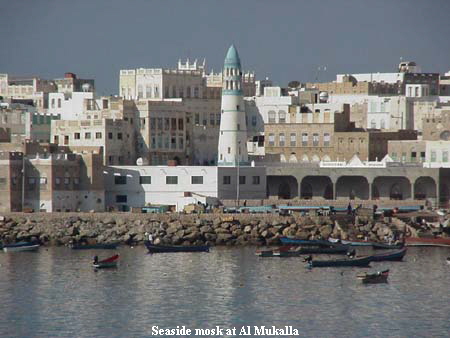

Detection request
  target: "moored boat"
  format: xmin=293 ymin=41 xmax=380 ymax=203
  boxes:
xmin=144 ymin=241 xmax=209 ymax=253
xmin=372 ymin=242 xmax=404 ymax=250
xmin=307 ymin=255 xmax=371 ymax=267
xmin=2 ymin=241 xmax=40 ymax=252
xmin=357 ymin=269 xmax=389 ymax=284
xmin=93 ymin=254 xmax=119 ymax=269
xmin=71 ymin=242 xmax=119 ymax=250
xmin=405 ymin=237 xmax=450 ymax=247
xmin=340 ymin=239 xmax=373 ymax=246
xmin=280 ymin=237 xmax=336 ymax=247
xmin=256 ymin=245 xmax=350 ymax=257
xmin=369 ymin=248 xmax=407 ymax=262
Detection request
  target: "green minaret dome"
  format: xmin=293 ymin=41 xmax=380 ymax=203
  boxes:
xmin=224 ymin=44 xmax=241 ymax=67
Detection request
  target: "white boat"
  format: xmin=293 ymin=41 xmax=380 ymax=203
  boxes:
xmin=2 ymin=242 xmax=40 ymax=252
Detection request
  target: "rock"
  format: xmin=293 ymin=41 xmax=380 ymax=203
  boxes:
xmin=319 ymin=225 xmax=333 ymax=238
xmin=200 ymin=225 xmax=213 ymax=234
xmin=216 ymin=233 xmax=233 ymax=244
xmin=243 ymin=225 xmax=252 ymax=233
xmin=204 ymin=233 xmax=217 ymax=241
xmin=295 ymin=230 xmax=309 ymax=239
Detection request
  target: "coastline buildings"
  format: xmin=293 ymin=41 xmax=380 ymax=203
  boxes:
xmin=1 ymin=48 xmax=450 ymax=212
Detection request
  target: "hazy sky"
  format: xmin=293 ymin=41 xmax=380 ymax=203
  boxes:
xmin=1 ymin=0 xmax=449 ymax=95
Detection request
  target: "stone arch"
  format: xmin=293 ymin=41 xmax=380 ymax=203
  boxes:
xmin=280 ymin=154 xmax=287 ymax=163
xmin=336 ymin=176 xmax=370 ymax=200
xmin=301 ymin=154 xmax=309 ymax=162
xmin=373 ymin=176 xmax=411 ymax=200
xmin=414 ymin=176 xmax=437 ymax=200
xmin=440 ymin=130 xmax=450 ymax=141
xmin=440 ymin=184 xmax=450 ymax=207
xmin=301 ymin=176 xmax=334 ymax=200
xmin=289 ymin=153 xmax=298 ymax=163
xmin=278 ymin=183 xmax=291 ymax=199
xmin=311 ymin=154 xmax=320 ymax=162
xmin=322 ymin=155 xmax=331 ymax=162
xmin=267 ymin=175 xmax=298 ymax=199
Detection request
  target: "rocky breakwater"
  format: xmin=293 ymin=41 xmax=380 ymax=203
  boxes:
xmin=0 ymin=213 xmax=403 ymax=247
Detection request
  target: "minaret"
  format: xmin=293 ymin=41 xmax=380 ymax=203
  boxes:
xmin=217 ymin=45 xmax=248 ymax=166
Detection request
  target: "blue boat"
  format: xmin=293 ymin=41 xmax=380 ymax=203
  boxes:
xmin=144 ymin=241 xmax=210 ymax=253
xmin=280 ymin=237 xmax=334 ymax=247
xmin=307 ymin=255 xmax=372 ymax=267
xmin=71 ymin=242 xmax=119 ymax=250
xmin=372 ymin=242 xmax=404 ymax=250
xmin=340 ymin=239 xmax=374 ymax=247
xmin=369 ymin=248 xmax=407 ymax=262
xmin=2 ymin=241 xmax=40 ymax=252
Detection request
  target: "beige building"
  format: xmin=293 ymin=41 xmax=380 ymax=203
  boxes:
xmin=51 ymin=118 xmax=136 ymax=165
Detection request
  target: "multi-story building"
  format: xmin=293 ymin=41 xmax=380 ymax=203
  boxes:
xmin=51 ymin=118 xmax=136 ymax=166
xmin=54 ymin=72 xmax=95 ymax=94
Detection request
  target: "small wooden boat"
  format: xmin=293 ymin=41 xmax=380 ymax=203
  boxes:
xmin=280 ymin=237 xmax=336 ymax=247
xmin=256 ymin=245 xmax=350 ymax=257
xmin=93 ymin=254 xmax=119 ymax=269
xmin=369 ymin=248 xmax=407 ymax=262
xmin=405 ymin=237 xmax=450 ymax=247
xmin=144 ymin=241 xmax=209 ymax=253
xmin=2 ymin=241 xmax=40 ymax=252
xmin=307 ymin=255 xmax=371 ymax=267
xmin=71 ymin=242 xmax=119 ymax=250
xmin=446 ymin=257 xmax=450 ymax=265
xmin=357 ymin=269 xmax=389 ymax=284
xmin=340 ymin=239 xmax=373 ymax=247
xmin=372 ymin=242 xmax=404 ymax=250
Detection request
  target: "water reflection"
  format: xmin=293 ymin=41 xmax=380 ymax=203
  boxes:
xmin=0 ymin=246 xmax=449 ymax=337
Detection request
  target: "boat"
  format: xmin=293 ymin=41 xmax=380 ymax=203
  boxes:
xmin=446 ymin=257 xmax=450 ymax=265
xmin=256 ymin=245 xmax=350 ymax=257
xmin=93 ymin=254 xmax=119 ymax=269
xmin=372 ymin=242 xmax=404 ymax=250
xmin=307 ymin=255 xmax=372 ymax=267
xmin=144 ymin=241 xmax=210 ymax=253
xmin=71 ymin=242 xmax=119 ymax=250
xmin=2 ymin=241 xmax=40 ymax=252
xmin=340 ymin=239 xmax=373 ymax=246
xmin=369 ymin=248 xmax=407 ymax=262
xmin=280 ymin=237 xmax=336 ymax=247
xmin=357 ymin=269 xmax=389 ymax=284
xmin=405 ymin=237 xmax=450 ymax=247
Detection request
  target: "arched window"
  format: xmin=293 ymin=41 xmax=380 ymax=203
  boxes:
xmin=230 ymin=81 xmax=234 ymax=90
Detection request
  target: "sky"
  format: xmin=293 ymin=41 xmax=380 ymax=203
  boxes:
xmin=1 ymin=0 xmax=450 ymax=95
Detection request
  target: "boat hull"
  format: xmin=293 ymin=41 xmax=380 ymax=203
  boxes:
xmin=405 ymin=237 xmax=450 ymax=247
xmin=256 ymin=245 xmax=349 ymax=257
xmin=93 ymin=262 xmax=118 ymax=269
xmin=280 ymin=237 xmax=336 ymax=247
xmin=340 ymin=239 xmax=373 ymax=246
xmin=372 ymin=243 xmax=404 ymax=250
xmin=359 ymin=270 xmax=389 ymax=284
xmin=369 ymin=248 xmax=407 ymax=262
xmin=309 ymin=256 xmax=371 ymax=267
xmin=145 ymin=241 xmax=209 ymax=253
xmin=3 ymin=244 xmax=40 ymax=252
xmin=71 ymin=243 xmax=119 ymax=250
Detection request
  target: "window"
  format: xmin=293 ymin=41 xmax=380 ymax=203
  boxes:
xmin=58 ymin=98 xmax=61 ymax=108
xmin=115 ymin=176 xmax=127 ymax=184
xmin=302 ymin=133 xmax=308 ymax=146
xmin=116 ymin=195 xmax=127 ymax=203
xmin=103 ymin=99 xmax=109 ymax=109
xmin=380 ymin=119 xmax=386 ymax=129
xmin=411 ymin=152 xmax=417 ymax=161
xmin=223 ymin=176 xmax=231 ymax=185
xmin=108 ymin=132 xmax=113 ymax=139
xmin=313 ymin=133 xmax=319 ymax=146
xmin=179 ymin=137 xmax=184 ymax=149
xmin=279 ymin=133 xmax=285 ymax=147
xmin=164 ymin=136 xmax=170 ymax=149
xmin=401 ymin=152 xmax=406 ymax=162
xmin=178 ymin=118 xmax=183 ymax=130
xmin=228 ymin=147 xmax=231 ymax=154
xmin=95 ymin=132 xmax=102 ymax=139
xmin=85 ymin=132 xmax=91 ymax=139
xmin=279 ymin=111 xmax=286 ymax=123
xmin=268 ymin=133 xmax=275 ymax=146
xmin=166 ymin=176 xmax=178 ymax=184
xmin=51 ymin=98 xmax=55 ymax=108
xmin=117 ymin=133 xmax=123 ymax=140
xmin=195 ymin=113 xmax=200 ymax=125
xmin=186 ymin=86 xmax=191 ymax=98
xmin=39 ymin=177 xmax=47 ymax=185
xmin=252 ymin=115 xmax=257 ymax=127
xmin=194 ymin=87 xmax=199 ymax=98
xmin=420 ymin=152 xmax=426 ymax=162
xmin=252 ymin=176 xmax=260 ymax=185
xmin=73 ymin=178 xmax=79 ymax=185
xmin=216 ymin=113 xmax=220 ymax=125
xmin=146 ymin=85 xmax=152 ymax=98
xmin=239 ymin=176 xmax=246 ymax=185
xmin=171 ymin=137 xmax=176 ymax=149
xmin=171 ymin=118 xmax=177 ymax=130
xmin=74 ymin=133 xmax=80 ymax=140
xmin=443 ymin=151 xmax=449 ymax=163
xmin=157 ymin=118 xmax=163 ymax=130
xmin=191 ymin=176 xmax=203 ymax=184
xmin=210 ymin=113 xmax=215 ymax=125
xmin=64 ymin=177 xmax=70 ymax=185
xmin=0 ymin=177 xmax=7 ymax=185
xmin=290 ymin=133 xmax=296 ymax=147
xmin=391 ymin=152 xmax=397 ymax=161
xmin=268 ymin=111 xmax=276 ymax=123
xmin=324 ymin=133 xmax=330 ymax=147
xmin=431 ymin=151 xmax=436 ymax=162
xmin=154 ymin=86 xmax=159 ymax=98
xmin=140 ymin=176 xmax=151 ymax=184
xmin=109 ymin=156 xmax=114 ymax=164
xmin=371 ymin=119 xmax=376 ymax=129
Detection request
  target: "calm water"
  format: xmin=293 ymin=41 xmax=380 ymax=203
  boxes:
xmin=0 ymin=246 xmax=449 ymax=338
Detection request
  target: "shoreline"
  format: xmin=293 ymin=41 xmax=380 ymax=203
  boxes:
xmin=0 ymin=212 xmax=411 ymax=247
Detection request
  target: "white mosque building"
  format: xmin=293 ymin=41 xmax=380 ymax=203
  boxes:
xmin=104 ymin=45 xmax=267 ymax=211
